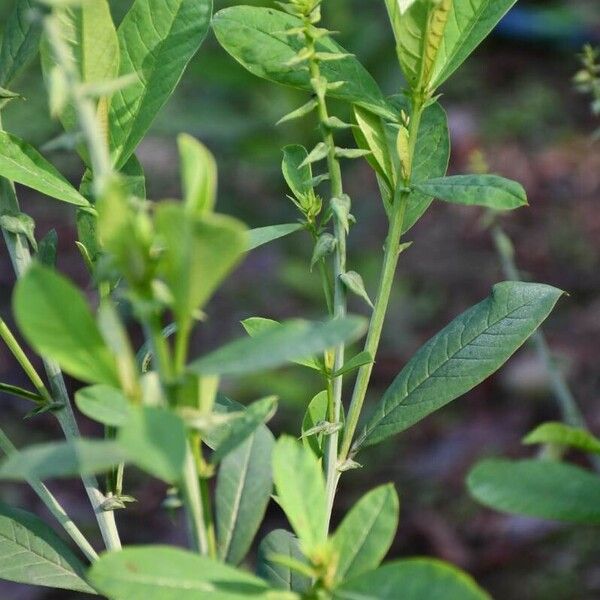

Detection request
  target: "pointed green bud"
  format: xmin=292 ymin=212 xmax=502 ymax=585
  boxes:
xmin=340 ymin=271 xmax=374 ymax=309
xmin=276 ymin=98 xmax=318 ymax=126
xmin=300 ymin=142 xmax=329 ymax=167
xmin=334 ymin=147 xmax=372 ymax=160
xmin=331 ymin=194 xmax=351 ymax=234
xmin=311 ymin=233 xmax=336 ymax=270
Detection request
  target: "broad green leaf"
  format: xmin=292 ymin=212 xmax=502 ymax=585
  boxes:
xmin=282 ymin=145 xmax=312 ymax=200
xmin=88 ymin=545 xmax=271 ymax=600
xmin=256 ymin=529 xmax=311 ymax=593
xmin=358 ymin=282 xmax=563 ymax=449
xmin=468 ymin=458 xmax=600 ymax=524
xmin=0 ymin=0 xmax=42 ymax=88
xmin=110 ymin=0 xmax=213 ymax=168
xmin=333 ymin=558 xmax=490 ymax=600
xmin=332 ymin=484 xmax=399 ymax=583
xmin=13 ymin=264 xmax=119 ymax=386
xmin=211 ymin=396 xmax=277 ymax=465
xmin=155 ymin=204 xmax=247 ymax=334
xmin=272 ymin=436 xmax=326 ymax=555
xmin=415 ymin=175 xmax=527 ymax=210
xmin=0 ymin=439 xmax=126 ymax=481
xmin=301 ymin=391 xmax=328 ymax=458
xmin=213 ymin=6 xmax=394 ymax=120
xmin=241 ymin=317 xmax=321 ymax=370
xmin=189 ymin=317 xmax=366 ymax=376
xmin=0 ymin=502 xmax=94 ymax=593
xmin=178 ymin=134 xmax=217 ymax=216
xmin=216 ymin=424 xmax=275 ymax=565
xmin=118 ymin=407 xmax=187 ymax=484
xmin=0 ymin=132 xmax=88 ymax=206
xmin=75 ymin=384 xmax=131 ymax=427
xmin=523 ymin=422 xmax=600 ymax=455
xmin=246 ymin=224 xmax=304 ymax=252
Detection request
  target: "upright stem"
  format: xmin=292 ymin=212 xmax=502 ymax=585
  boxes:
xmin=305 ymin=34 xmax=348 ymax=529
xmin=0 ymin=428 xmax=98 ymax=562
xmin=181 ymin=442 xmax=209 ymax=554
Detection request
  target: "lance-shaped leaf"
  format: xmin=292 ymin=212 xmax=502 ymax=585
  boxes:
xmin=0 ymin=503 xmax=95 ymax=593
xmin=0 ymin=439 xmax=126 ymax=481
xmin=256 ymin=529 xmax=311 ymax=593
xmin=301 ymin=391 xmax=329 ymax=458
xmin=246 ymin=223 xmax=304 ymax=252
xmin=178 ymin=134 xmax=217 ymax=216
xmin=0 ymin=132 xmax=88 ymax=206
xmin=216 ymin=423 xmax=275 ymax=565
xmin=332 ymin=484 xmax=399 ymax=583
xmin=0 ymin=0 xmax=42 ymax=88
xmin=110 ymin=0 xmax=213 ymax=168
xmin=13 ymin=264 xmax=119 ymax=386
xmin=357 ymin=282 xmax=563 ymax=450
xmin=333 ymin=558 xmax=491 ymax=600
xmin=190 ymin=316 xmax=365 ymax=376
xmin=415 ymin=175 xmax=527 ymax=210
xmin=213 ymin=6 xmax=394 ymax=120
xmin=523 ymin=422 xmax=600 ymax=455
xmin=468 ymin=458 xmax=600 ymax=524
xmin=88 ymin=545 xmax=270 ymax=600
xmin=282 ymin=144 xmax=313 ymax=200
xmin=273 ymin=436 xmax=327 ymax=555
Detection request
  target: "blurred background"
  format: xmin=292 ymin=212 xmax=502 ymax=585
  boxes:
xmin=1 ymin=0 xmax=599 ymax=598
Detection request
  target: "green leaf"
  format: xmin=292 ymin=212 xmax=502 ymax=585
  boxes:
xmin=332 ymin=484 xmax=399 ymax=583
xmin=0 ymin=0 xmax=42 ymax=88
xmin=216 ymin=424 xmax=275 ymax=565
xmin=0 ymin=213 xmax=36 ymax=250
xmin=301 ymin=391 xmax=329 ymax=458
xmin=358 ymin=282 xmax=563 ymax=450
xmin=75 ymin=384 xmax=131 ymax=427
xmin=0 ymin=439 xmax=126 ymax=481
xmin=118 ymin=407 xmax=187 ymax=484
xmin=177 ymin=134 xmax=217 ymax=216
xmin=110 ymin=0 xmax=213 ymax=168
xmin=0 ymin=132 xmax=89 ymax=206
xmin=272 ymin=436 xmax=326 ymax=555
xmin=155 ymin=204 xmax=247 ymax=333
xmin=256 ymin=529 xmax=311 ymax=593
xmin=282 ymin=145 xmax=313 ymax=200
xmin=246 ymin=223 xmax=304 ymax=252
xmin=333 ymin=558 xmax=491 ymax=600
xmin=340 ymin=271 xmax=373 ymax=309
xmin=212 ymin=6 xmax=394 ymax=120
xmin=334 ymin=351 xmax=374 ymax=378
xmin=241 ymin=317 xmax=322 ymax=371
xmin=0 ymin=502 xmax=95 ymax=593
xmin=88 ymin=545 xmax=271 ymax=600
xmin=467 ymin=458 xmax=600 ymax=524
xmin=190 ymin=317 xmax=366 ymax=376
xmin=13 ymin=264 xmax=119 ymax=386
xmin=37 ymin=229 xmax=58 ymax=267
xmin=523 ymin=422 xmax=600 ymax=455
xmin=211 ymin=396 xmax=277 ymax=465
xmin=415 ymin=175 xmax=527 ymax=210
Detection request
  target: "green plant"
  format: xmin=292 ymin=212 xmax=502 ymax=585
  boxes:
xmin=574 ymin=43 xmax=600 ymax=139
xmin=0 ymin=0 xmax=563 ymax=598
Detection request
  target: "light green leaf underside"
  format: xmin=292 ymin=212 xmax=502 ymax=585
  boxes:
xmin=333 ymin=558 xmax=491 ymax=600
xmin=75 ymin=384 xmax=131 ymax=428
xmin=189 ymin=316 xmax=366 ymax=376
xmin=523 ymin=422 xmax=600 ymax=455
xmin=216 ymin=425 xmax=275 ymax=565
xmin=110 ymin=0 xmax=213 ymax=168
xmin=358 ymin=282 xmax=563 ymax=449
xmin=0 ymin=502 xmax=95 ymax=593
xmin=212 ymin=6 xmax=394 ymax=120
xmin=88 ymin=545 xmax=270 ymax=600
xmin=0 ymin=132 xmax=88 ymax=206
xmin=468 ymin=458 xmax=600 ymax=524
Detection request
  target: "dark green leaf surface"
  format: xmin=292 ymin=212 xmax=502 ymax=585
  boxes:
xmin=358 ymin=282 xmax=563 ymax=449
xmin=213 ymin=6 xmax=394 ymax=119
xmin=415 ymin=175 xmax=527 ymax=210
xmin=333 ymin=558 xmax=491 ymax=600
xmin=13 ymin=264 xmax=119 ymax=386
xmin=468 ymin=458 xmax=600 ymax=523
xmin=88 ymin=545 xmax=270 ymax=599
xmin=216 ymin=425 xmax=275 ymax=565
xmin=110 ymin=0 xmax=213 ymax=167
xmin=0 ymin=503 xmax=94 ymax=593
xmin=189 ymin=317 xmax=366 ymax=376
xmin=332 ymin=484 xmax=399 ymax=582
xmin=256 ymin=529 xmax=311 ymax=593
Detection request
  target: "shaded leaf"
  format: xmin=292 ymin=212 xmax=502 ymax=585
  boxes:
xmin=246 ymin=223 xmax=303 ymax=252
xmin=301 ymin=391 xmax=329 ymax=458
xmin=178 ymin=134 xmax=217 ymax=216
